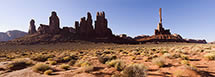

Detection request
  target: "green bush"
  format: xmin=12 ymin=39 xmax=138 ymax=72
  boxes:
xmin=122 ymin=64 xmax=147 ymax=77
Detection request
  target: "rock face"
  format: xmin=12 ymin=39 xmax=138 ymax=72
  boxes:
xmin=95 ymin=12 xmax=112 ymax=37
xmin=0 ymin=30 xmax=27 ymax=41
xmin=74 ymin=12 xmax=112 ymax=38
xmin=38 ymin=24 xmax=50 ymax=34
xmin=28 ymin=19 xmax=37 ymax=34
xmin=78 ymin=12 xmax=94 ymax=37
xmin=49 ymin=11 xmax=60 ymax=34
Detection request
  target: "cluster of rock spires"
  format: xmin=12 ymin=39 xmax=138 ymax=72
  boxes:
xmin=10 ymin=11 xmax=134 ymax=44
xmin=9 ymin=8 xmax=206 ymax=44
xmin=28 ymin=11 xmax=112 ymax=38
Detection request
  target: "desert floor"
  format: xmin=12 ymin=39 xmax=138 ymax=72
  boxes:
xmin=0 ymin=42 xmax=215 ymax=77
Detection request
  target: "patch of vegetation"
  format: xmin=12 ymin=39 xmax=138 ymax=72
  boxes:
xmin=121 ymin=64 xmax=147 ymax=77
xmin=7 ymin=58 xmax=33 ymax=71
xmin=44 ymin=69 xmax=53 ymax=75
xmin=97 ymin=55 xmax=117 ymax=64
xmin=32 ymin=63 xmax=51 ymax=74
xmin=106 ymin=59 xmax=125 ymax=71
xmin=152 ymin=57 xmax=165 ymax=67
xmin=48 ymin=61 xmax=57 ymax=65
xmin=59 ymin=64 xmax=70 ymax=70
xmin=180 ymin=60 xmax=189 ymax=65
xmin=180 ymin=54 xmax=189 ymax=60
xmin=204 ymin=53 xmax=215 ymax=60
xmin=31 ymin=54 xmax=54 ymax=62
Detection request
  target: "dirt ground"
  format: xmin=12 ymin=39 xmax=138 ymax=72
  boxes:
xmin=0 ymin=42 xmax=215 ymax=77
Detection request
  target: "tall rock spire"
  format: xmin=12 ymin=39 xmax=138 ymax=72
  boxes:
xmin=159 ymin=8 xmax=162 ymax=23
xmin=155 ymin=8 xmax=171 ymax=35
xmin=157 ymin=8 xmax=163 ymax=31
xmin=28 ymin=19 xmax=37 ymax=34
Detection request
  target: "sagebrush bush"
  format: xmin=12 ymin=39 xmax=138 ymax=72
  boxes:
xmin=204 ymin=53 xmax=215 ymax=60
xmin=31 ymin=54 xmax=54 ymax=62
xmin=180 ymin=60 xmax=189 ymax=65
xmin=75 ymin=60 xmax=91 ymax=67
xmin=59 ymin=64 xmax=70 ymax=70
xmin=97 ymin=55 xmax=117 ymax=64
xmin=44 ymin=69 xmax=53 ymax=75
xmin=152 ymin=57 xmax=165 ymax=67
xmin=122 ymin=64 xmax=147 ymax=77
xmin=33 ymin=63 xmax=51 ymax=73
xmin=68 ymin=60 xmax=76 ymax=66
xmin=106 ymin=59 xmax=125 ymax=71
xmin=7 ymin=58 xmax=33 ymax=71
xmin=180 ymin=54 xmax=189 ymax=60
xmin=82 ymin=65 xmax=95 ymax=73
xmin=48 ymin=61 xmax=57 ymax=65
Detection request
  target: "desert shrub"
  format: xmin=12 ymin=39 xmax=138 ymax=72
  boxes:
xmin=68 ymin=60 xmax=76 ymax=66
xmin=152 ymin=57 xmax=165 ymax=67
xmin=180 ymin=54 xmax=189 ymax=60
xmin=97 ymin=55 xmax=117 ymax=64
xmin=180 ymin=60 xmax=189 ymax=65
xmin=44 ymin=70 xmax=53 ymax=75
xmin=47 ymin=58 xmax=53 ymax=61
xmin=75 ymin=60 xmax=91 ymax=67
xmin=31 ymin=54 xmax=54 ymax=62
xmin=7 ymin=59 xmax=33 ymax=71
xmin=59 ymin=64 xmax=70 ymax=70
xmin=33 ymin=63 xmax=50 ymax=73
xmin=162 ymin=53 xmax=172 ymax=58
xmin=161 ymin=51 xmax=168 ymax=54
xmin=57 ymin=55 xmax=78 ymax=63
xmin=48 ymin=61 xmax=57 ymax=65
xmin=121 ymin=64 xmax=147 ymax=77
xmin=204 ymin=53 xmax=215 ymax=60
xmin=173 ymin=70 xmax=184 ymax=77
xmin=82 ymin=65 xmax=95 ymax=73
xmin=106 ymin=59 xmax=125 ymax=71
xmin=186 ymin=64 xmax=198 ymax=71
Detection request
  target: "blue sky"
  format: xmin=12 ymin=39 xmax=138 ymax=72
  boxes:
xmin=0 ymin=0 xmax=214 ymax=42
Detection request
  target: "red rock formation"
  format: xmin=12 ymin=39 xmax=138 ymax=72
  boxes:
xmin=155 ymin=8 xmax=171 ymax=35
xmin=49 ymin=11 xmax=60 ymax=34
xmin=28 ymin=19 xmax=37 ymax=34
xmin=77 ymin=12 xmax=95 ymax=37
xmin=95 ymin=11 xmax=112 ymax=37
xmin=38 ymin=24 xmax=50 ymax=34
xmin=75 ymin=21 xmax=80 ymax=33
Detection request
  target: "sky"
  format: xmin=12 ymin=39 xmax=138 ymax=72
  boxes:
xmin=0 ymin=0 xmax=215 ymax=42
